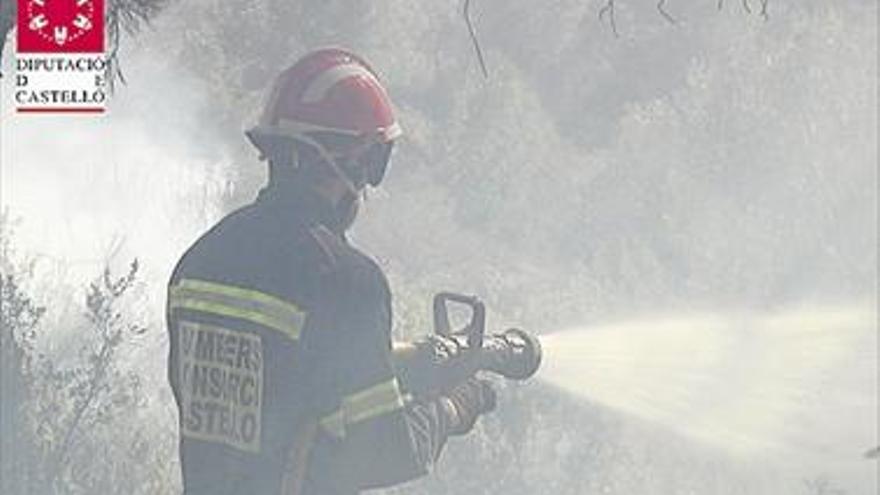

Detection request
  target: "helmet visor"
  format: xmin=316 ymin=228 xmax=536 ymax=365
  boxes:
xmin=362 ymin=141 xmax=393 ymax=186
xmin=304 ymin=131 xmax=394 ymax=188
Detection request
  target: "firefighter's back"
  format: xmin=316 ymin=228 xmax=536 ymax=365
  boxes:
xmin=167 ymin=197 xmax=325 ymax=494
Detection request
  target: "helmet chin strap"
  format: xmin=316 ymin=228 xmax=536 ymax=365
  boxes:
xmin=288 ymin=133 xmax=365 ymax=231
xmin=291 ymin=133 xmax=362 ymax=201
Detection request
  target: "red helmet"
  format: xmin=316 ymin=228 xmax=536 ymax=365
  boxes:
xmin=248 ymin=48 xmax=401 ymax=186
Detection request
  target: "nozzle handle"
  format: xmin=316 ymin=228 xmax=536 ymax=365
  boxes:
xmin=432 ymin=292 xmax=485 ymax=348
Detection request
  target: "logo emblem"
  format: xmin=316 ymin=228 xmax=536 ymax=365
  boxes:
xmin=15 ymin=0 xmax=107 ymax=113
xmin=18 ymin=0 xmax=104 ymax=53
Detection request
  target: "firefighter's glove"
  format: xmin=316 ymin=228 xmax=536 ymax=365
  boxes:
xmin=443 ymin=377 xmax=497 ymax=436
xmin=396 ymin=334 xmax=481 ymax=398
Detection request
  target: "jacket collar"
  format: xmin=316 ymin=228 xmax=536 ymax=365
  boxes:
xmin=255 ymin=183 xmax=348 ymax=238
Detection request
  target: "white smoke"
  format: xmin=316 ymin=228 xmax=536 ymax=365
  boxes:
xmin=1 ymin=1 xmax=876 ymax=494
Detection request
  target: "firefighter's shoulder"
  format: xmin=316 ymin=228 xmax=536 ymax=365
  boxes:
xmin=168 ymin=204 xmax=261 ymax=282
xmin=303 ymin=224 xmax=390 ymax=301
xmin=301 ymin=224 xmax=345 ymax=275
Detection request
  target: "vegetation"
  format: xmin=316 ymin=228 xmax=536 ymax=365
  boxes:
xmin=1 ymin=218 xmax=173 ymax=494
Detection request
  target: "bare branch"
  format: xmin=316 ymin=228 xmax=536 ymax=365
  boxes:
xmin=0 ymin=0 xmax=16 ymax=74
xmin=48 ymin=260 xmax=142 ymax=488
xmin=104 ymin=0 xmax=167 ymax=90
xmin=463 ymin=0 xmax=489 ymax=79
xmin=719 ymin=0 xmax=769 ymax=18
xmin=598 ymin=0 xmax=619 ymax=37
xmin=657 ymin=0 xmax=677 ymax=25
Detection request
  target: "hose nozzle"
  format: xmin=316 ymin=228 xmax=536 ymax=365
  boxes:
xmin=480 ymin=328 xmax=543 ymax=380
xmin=431 ymin=292 xmax=542 ymax=381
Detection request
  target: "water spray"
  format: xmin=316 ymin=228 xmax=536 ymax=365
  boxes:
xmin=536 ymin=304 xmax=878 ymax=487
xmin=395 ymin=295 xmax=876 ymax=490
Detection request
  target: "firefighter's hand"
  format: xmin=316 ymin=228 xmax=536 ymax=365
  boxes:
xmin=394 ymin=334 xmax=481 ymax=398
xmin=443 ymin=377 xmax=497 ymax=436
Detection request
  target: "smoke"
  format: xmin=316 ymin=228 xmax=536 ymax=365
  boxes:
xmin=2 ymin=40 xmax=230 ymax=305
xmin=1 ymin=1 xmax=877 ymax=494
xmin=0 ymin=39 xmax=237 ymax=435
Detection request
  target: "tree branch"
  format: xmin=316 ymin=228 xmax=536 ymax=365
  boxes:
xmin=657 ymin=0 xmax=677 ymax=25
xmin=598 ymin=0 xmax=619 ymax=37
xmin=0 ymin=0 xmax=16 ymax=75
xmin=463 ymin=0 xmax=489 ymax=79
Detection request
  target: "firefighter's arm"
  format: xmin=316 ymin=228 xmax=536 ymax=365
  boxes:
xmin=304 ymin=276 xmax=493 ymax=488
xmin=300 ymin=270 xmax=429 ymax=488
xmin=395 ymin=338 xmax=497 ymax=439
xmin=323 ymin=330 xmax=495 ymax=489
xmin=391 ymin=334 xmax=483 ymax=400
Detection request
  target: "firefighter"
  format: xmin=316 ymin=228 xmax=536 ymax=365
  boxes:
xmin=166 ymin=48 xmax=496 ymax=495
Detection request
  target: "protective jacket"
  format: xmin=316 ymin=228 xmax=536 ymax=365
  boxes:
xmin=166 ymin=185 xmax=449 ymax=495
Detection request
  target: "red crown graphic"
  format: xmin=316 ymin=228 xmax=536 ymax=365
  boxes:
xmin=17 ymin=0 xmax=105 ymax=53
